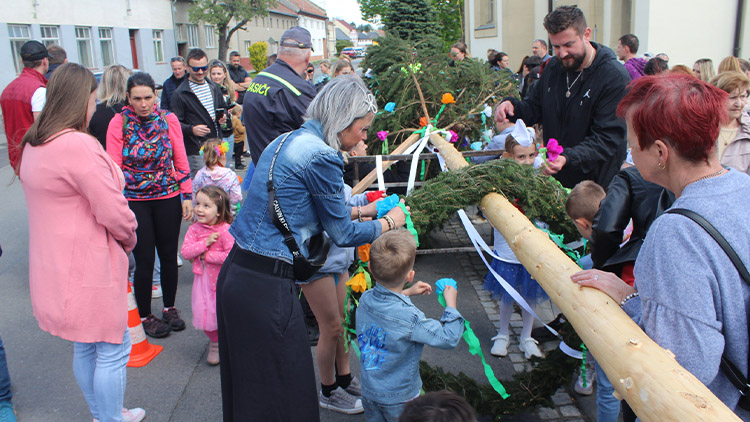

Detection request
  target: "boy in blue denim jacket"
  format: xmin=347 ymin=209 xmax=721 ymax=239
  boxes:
xmin=356 ymin=230 xmax=465 ymax=421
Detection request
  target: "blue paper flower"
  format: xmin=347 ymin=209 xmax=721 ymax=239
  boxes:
xmin=384 ymin=102 xmax=396 ymax=113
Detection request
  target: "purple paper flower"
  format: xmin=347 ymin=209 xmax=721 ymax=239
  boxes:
xmin=448 ymin=130 xmax=458 ymax=143
xmin=377 ymin=131 xmax=389 ymax=141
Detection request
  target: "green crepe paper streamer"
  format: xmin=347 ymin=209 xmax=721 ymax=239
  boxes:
xmin=420 ymin=160 xmax=426 ymax=181
xmin=437 ymin=292 xmax=510 ymax=399
xmin=580 ymin=343 xmax=588 ymax=388
xmin=537 ymin=226 xmax=582 ymax=266
xmin=397 ymin=202 xmax=419 ymax=247
xmin=381 ymin=138 xmax=389 ymax=155
xmin=432 ymin=104 xmax=447 ymax=125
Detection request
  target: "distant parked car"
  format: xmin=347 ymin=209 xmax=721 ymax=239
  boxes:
xmin=341 ymin=47 xmax=357 ymax=58
xmin=354 ymin=48 xmax=366 ymax=58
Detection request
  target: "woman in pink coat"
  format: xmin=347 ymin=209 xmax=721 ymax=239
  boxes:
xmin=16 ymin=63 xmax=144 ymax=421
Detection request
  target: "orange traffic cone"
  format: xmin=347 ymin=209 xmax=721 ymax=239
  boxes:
xmin=126 ymin=284 xmax=163 ymax=367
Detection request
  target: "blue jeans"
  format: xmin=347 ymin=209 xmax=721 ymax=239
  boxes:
xmin=362 ymin=397 xmax=405 ymax=422
xmin=0 ymin=334 xmax=11 ymax=402
xmin=595 ymin=360 xmax=620 ymax=422
xmin=73 ymin=329 xmax=131 ymax=422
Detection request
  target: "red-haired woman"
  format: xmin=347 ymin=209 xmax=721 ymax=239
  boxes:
xmin=571 ymin=74 xmax=750 ymax=418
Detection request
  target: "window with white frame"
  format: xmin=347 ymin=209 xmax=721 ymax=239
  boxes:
xmin=99 ymin=28 xmax=115 ymax=67
xmin=244 ymin=41 xmax=251 ymax=56
xmin=204 ymin=25 xmax=215 ymax=48
xmin=187 ymin=24 xmax=199 ymax=48
xmin=75 ymin=26 xmax=95 ymax=68
xmin=40 ymin=26 xmax=60 ymax=47
xmin=8 ymin=24 xmax=31 ymax=73
xmin=153 ymin=30 xmax=164 ymax=62
xmin=175 ymin=23 xmax=186 ymax=43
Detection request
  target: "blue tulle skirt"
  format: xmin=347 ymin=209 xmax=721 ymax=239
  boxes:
xmin=483 ymin=258 xmax=548 ymax=305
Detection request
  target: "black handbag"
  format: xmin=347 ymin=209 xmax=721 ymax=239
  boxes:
xmin=266 ymin=132 xmax=330 ymax=281
xmin=666 ymin=208 xmax=750 ymax=411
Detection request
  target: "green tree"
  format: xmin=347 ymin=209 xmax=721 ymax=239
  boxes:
xmin=248 ymin=41 xmax=268 ymax=72
xmin=360 ymin=0 xmax=464 ymax=48
xmin=383 ymin=0 xmax=441 ymax=47
xmin=358 ymin=0 xmax=390 ymax=22
xmin=356 ymin=23 xmax=374 ymax=33
xmin=336 ymin=39 xmax=353 ymax=55
xmin=188 ymin=0 xmax=277 ymax=62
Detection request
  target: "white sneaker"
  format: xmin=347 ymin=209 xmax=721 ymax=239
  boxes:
xmin=490 ymin=334 xmax=509 ymax=357
xmin=519 ymin=337 xmax=543 ymax=359
xmin=319 ymin=387 xmax=364 ymax=414
xmin=93 ymin=408 xmax=145 ymax=422
xmin=152 ymin=284 xmax=163 ymax=299
xmin=177 ymin=254 xmax=184 ymax=267
xmin=574 ymin=363 xmax=596 ymax=395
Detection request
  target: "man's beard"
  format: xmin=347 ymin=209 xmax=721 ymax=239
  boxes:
xmin=229 ymin=64 xmax=239 ymax=70
xmin=561 ymin=50 xmax=586 ymax=72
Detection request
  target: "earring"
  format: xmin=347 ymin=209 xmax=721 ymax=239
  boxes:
xmin=658 ymin=161 xmax=665 ymax=170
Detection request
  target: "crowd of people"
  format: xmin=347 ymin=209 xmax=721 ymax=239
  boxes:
xmin=1 ymin=4 xmax=750 ymax=422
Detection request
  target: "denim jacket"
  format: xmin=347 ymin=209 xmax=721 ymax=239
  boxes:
xmin=229 ymin=120 xmax=382 ymax=263
xmin=356 ymin=284 xmax=465 ymax=405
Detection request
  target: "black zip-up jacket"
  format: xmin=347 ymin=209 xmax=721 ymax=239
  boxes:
xmin=506 ymin=42 xmax=631 ymax=189
xmin=242 ymin=59 xmax=316 ymax=165
xmin=591 ymin=166 xmax=675 ymax=274
xmin=170 ymin=78 xmax=233 ymax=156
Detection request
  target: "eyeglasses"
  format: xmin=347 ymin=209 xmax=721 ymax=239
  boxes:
xmin=306 ymin=69 xmax=314 ymax=73
xmin=191 ymin=65 xmax=208 ymax=73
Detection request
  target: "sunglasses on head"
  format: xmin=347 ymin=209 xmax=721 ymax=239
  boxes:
xmin=191 ymin=65 xmax=208 ymax=73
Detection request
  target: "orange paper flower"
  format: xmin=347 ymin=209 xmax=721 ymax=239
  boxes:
xmin=346 ymin=272 xmax=368 ymax=293
xmin=441 ymin=93 xmax=456 ymax=104
xmin=419 ymin=117 xmax=428 ymax=127
xmin=358 ymin=244 xmax=371 ymax=263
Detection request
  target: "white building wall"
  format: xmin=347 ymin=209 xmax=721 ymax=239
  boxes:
xmin=299 ymin=16 xmax=327 ymax=60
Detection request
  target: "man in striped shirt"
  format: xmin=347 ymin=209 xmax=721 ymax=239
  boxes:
xmin=171 ymin=48 xmax=232 ymax=176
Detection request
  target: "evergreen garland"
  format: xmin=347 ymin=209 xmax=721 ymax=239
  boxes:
xmin=406 ymin=159 xmax=579 ymax=242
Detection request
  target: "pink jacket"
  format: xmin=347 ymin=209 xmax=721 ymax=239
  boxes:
xmin=180 ymin=222 xmax=234 ymax=278
xmin=20 ymin=130 xmax=137 ymax=344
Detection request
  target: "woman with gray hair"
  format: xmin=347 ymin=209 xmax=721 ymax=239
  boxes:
xmin=217 ymin=75 xmax=408 ymax=421
xmin=88 ymin=64 xmax=132 ymax=148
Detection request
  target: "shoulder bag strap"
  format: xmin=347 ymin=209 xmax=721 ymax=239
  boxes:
xmin=665 ymin=208 xmax=750 ymax=398
xmin=266 ymin=132 xmax=304 ymax=260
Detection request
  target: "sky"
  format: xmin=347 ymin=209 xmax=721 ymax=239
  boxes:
xmin=317 ymin=0 xmax=371 ymax=26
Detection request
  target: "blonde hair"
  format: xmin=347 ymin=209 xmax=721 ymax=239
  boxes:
xmin=201 ymin=138 xmax=226 ymax=169
xmin=369 ymin=230 xmax=417 ymax=287
xmin=709 ymin=71 xmax=750 ymax=95
xmin=209 ymin=60 xmax=235 ymax=102
xmin=566 ymin=180 xmax=605 ymax=222
xmin=99 ymin=65 xmax=132 ymax=107
xmin=231 ymin=104 xmax=242 ymax=117
xmin=718 ymin=56 xmax=742 ymax=73
xmin=693 ymin=59 xmax=715 ymax=82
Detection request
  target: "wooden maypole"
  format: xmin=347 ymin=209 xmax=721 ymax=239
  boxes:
xmin=428 ymin=134 xmax=741 ymax=421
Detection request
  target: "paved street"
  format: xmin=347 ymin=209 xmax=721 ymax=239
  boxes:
xmin=0 ymin=130 xmax=596 ymax=421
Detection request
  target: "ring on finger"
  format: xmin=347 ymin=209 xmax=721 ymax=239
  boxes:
xmin=594 ymin=275 xmax=599 ymax=280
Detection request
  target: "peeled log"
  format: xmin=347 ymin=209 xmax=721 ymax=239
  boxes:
xmin=430 ymin=137 xmax=740 ymax=421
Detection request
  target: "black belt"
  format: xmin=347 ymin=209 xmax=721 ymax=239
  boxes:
xmin=230 ymin=244 xmax=295 ymax=280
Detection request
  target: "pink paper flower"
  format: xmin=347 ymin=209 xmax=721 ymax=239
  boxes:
xmin=448 ymin=130 xmax=458 ymax=143
xmin=547 ymin=138 xmax=564 ymax=162
xmin=377 ymin=131 xmax=389 ymax=141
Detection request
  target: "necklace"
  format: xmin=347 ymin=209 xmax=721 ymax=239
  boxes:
xmin=565 ymin=47 xmax=595 ymax=98
xmin=693 ymin=168 xmax=727 ymax=183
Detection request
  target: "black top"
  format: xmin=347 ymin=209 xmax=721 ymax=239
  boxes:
xmin=228 ymin=64 xmax=250 ymax=104
xmin=170 ymin=78 xmax=233 ymax=156
xmin=505 ymin=42 xmax=631 ymax=189
xmin=242 ymin=59 xmax=316 ymax=165
xmin=161 ymin=74 xmax=185 ymax=111
xmin=88 ymin=101 xmax=125 ymax=149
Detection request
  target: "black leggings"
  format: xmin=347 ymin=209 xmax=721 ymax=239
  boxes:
xmin=129 ymin=196 xmax=183 ymax=317
xmin=233 ymin=141 xmax=243 ymax=165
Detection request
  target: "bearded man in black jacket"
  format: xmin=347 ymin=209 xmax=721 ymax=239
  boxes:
xmin=495 ymin=5 xmax=630 ymax=190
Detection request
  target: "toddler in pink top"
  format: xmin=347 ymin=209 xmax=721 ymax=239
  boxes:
xmin=192 ymin=138 xmax=242 ymax=214
xmin=180 ymin=186 xmax=235 ymax=365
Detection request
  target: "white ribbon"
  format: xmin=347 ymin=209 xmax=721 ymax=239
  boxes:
xmin=375 ymin=154 xmax=385 ymax=192
xmin=406 ymin=126 xmax=433 ymax=196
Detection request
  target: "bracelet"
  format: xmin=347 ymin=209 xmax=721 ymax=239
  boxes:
xmin=357 ymin=206 xmax=363 ymax=222
xmin=383 ymin=215 xmax=395 ymax=231
xmin=619 ymin=292 xmax=639 ymax=308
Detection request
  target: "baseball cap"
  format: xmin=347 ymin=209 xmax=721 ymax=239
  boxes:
xmin=21 ymin=40 xmax=52 ymax=61
xmin=280 ymin=26 xmax=313 ymax=51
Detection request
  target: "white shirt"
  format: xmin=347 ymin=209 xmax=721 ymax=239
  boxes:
xmin=31 ymin=87 xmax=46 ymax=112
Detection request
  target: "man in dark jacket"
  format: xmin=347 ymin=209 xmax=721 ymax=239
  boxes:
xmin=161 ymin=56 xmax=186 ymax=111
xmin=242 ymin=26 xmax=316 ymax=165
xmin=228 ymin=51 xmax=252 ymax=104
xmin=495 ymin=5 xmax=630 ymax=190
xmin=171 ymin=48 xmax=232 ymax=176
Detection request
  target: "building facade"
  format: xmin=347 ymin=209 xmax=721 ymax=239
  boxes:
xmin=0 ymin=0 xmax=177 ymax=91
xmin=464 ymin=0 xmax=750 ymax=73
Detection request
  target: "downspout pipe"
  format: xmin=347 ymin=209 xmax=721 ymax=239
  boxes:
xmin=734 ymin=0 xmax=745 ymax=57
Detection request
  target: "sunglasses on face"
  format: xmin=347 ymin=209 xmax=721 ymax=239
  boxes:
xmin=306 ymin=69 xmax=314 ymax=73
xmin=191 ymin=65 xmax=208 ymax=73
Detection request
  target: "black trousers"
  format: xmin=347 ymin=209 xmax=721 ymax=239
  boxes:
xmin=233 ymin=141 xmax=243 ymax=165
xmin=128 ymin=196 xmax=182 ymax=317
xmin=217 ymin=245 xmax=319 ymax=422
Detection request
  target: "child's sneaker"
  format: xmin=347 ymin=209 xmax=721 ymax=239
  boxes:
xmin=152 ymin=284 xmax=163 ymax=299
xmin=162 ymin=307 xmax=186 ymax=331
xmin=0 ymin=400 xmax=17 ymax=422
xmin=93 ymin=408 xmax=145 ymax=422
xmin=177 ymin=254 xmax=183 ymax=267
xmin=207 ymin=341 xmax=220 ymax=365
xmin=344 ymin=376 xmax=361 ymax=396
xmin=490 ymin=334 xmax=510 ymax=357
xmin=519 ymin=337 xmax=543 ymax=359
xmin=574 ymin=363 xmax=596 ymax=395
xmin=319 ymin=387 xmax=364 ymax=414
xmin=142 ymin=314 xmax=171 ymax=338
